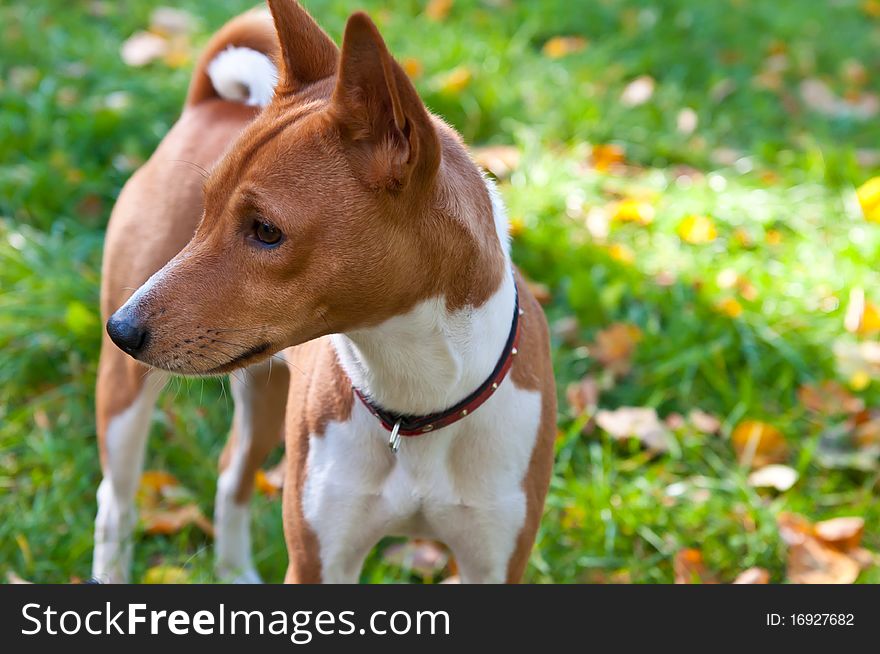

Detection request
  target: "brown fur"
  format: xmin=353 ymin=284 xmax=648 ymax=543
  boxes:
xmin=103 ymin=1 xmax=555 ymax=583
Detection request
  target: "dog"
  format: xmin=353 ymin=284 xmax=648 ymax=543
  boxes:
xmin=96 ymin=0 xmax=556 ymax=584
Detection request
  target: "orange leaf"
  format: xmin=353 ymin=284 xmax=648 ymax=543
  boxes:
xmin=590 ymin=323 xmax=642 ymax=376
xmin=542 ymin=36 xmax=587 ymax=59
xmin=425 ymin=0 xmax=453 ymax=21
xmin=591 ymin=143 xmax=625 ymax=171
xmin=797 ymin=381 xmax=864 ymax=415
xmin=788 ymin=537 xmax=861 ymax=584
xmin=401 ymin=57 xmax=423 ymax=79
xmin=716 ymin=297 xmax=743 ymax=318
xmin=731 ymin=420 xmax=788 ymax=467
xmin=254 ymin=469 xmax=281 ymax=498
xmin=141 ymin=503 xmax=214 ymax=538
xmin=814 ymin=517 xmax=865 ymax=552
xmin=673 ymin=548 xmax=717 ymax=584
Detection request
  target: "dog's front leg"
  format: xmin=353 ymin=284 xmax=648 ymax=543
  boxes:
xmin=93 ymin=358 xmax=167 ymax=583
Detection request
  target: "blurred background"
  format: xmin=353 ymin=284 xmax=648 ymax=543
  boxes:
xmin=2 ymin=0 xmax=879 ymax=583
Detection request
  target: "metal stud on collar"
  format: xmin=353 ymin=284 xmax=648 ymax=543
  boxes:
xmin=389 ymin=420 xmax=402 ymax=454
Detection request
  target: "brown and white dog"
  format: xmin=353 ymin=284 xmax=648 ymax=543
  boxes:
xmin=95 ymin=0 xmax=556 ymax=584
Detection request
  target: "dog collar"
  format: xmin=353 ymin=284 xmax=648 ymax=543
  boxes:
xmin=353 ymin=285 xmax=522 ymax=453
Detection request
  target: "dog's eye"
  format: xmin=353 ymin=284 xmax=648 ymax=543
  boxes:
xmin=253 ymin=220 xmax=283 ymax=246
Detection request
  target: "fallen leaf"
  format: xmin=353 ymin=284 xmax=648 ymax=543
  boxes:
xmin=591 ymin=143 xmax=625 ymax=171
xmin=589 ymin=323 xmax=642 ymax=376
xmin=688 ymin=409 xmax=721 ymax=434
xmin=141 ymin=503 xmax=214 ymax=538
xmin=542 ymin=35 xmax=587 ymax=59
xmin=143 ymin=565 xmax=190 ymax=584
xmin=612 ymin=198 xmax=654 ymax=225
xmin=382 ymin=540 xmax=449 ymax=579
xmin=254 ymin=469 xmax=281 ymax=498
xmin=788 ymin=537 xmax=860 ymax=584
xmin=678 ymin=214 xmax=717 ymax=244
xmin=716 ymin=297 xmax=743 ymax=318
xmin=620 ymin=75 xmax=655 ymax=107
xmin=857 ymin=177 xmax=880 ymax=223
xmin=608 ymin=243 xmax=635 ymax=264
xmin=438 ymin=66 xmax=472 ymax=95
xmin=673 ymin=548 xmax=717 ymax=584
xmin=566 ymin=376 xmax=599 ymax=417
xmin=800 ymin=78 xmax=879 ymax=119
xmin=731 ymin=420 xmax=788 ymax=467
xmin=552 ymin=315 xmax=581 ymax=346
xmin=7 ymin=571 xmax=32 ymax=584
xmin=676 ymin=107 xmax=698 ymax=135
xmin=149 ymin=7 xmax=196 ymax=36
xmin=596 ymin=406 xmax=671 ymax=452
xmin=401 ymin=57 xmax=423 ymax=79
xmin=797 ymin=381 xmax=864 ymax=415
xmin=845 ymin=287 xmax=880 ymax=336
xmin=814 ymin=517 xmax=864 ymax=552
xmin=425 ymin=0 xmax=453 ymax=21
xmin=524 ymin=278 xmax=551 ymax=305
xmin=748 ymin=464 xmax=798 ymax=491
xmin=733 ymin=567 xmax=770 ymax=584
xmin=471 ymin=145 xmax=520 ymax=179
xmin=440 ymin=575 xmax=461 ymax=584
xmin=120 ymin=31 xmax=168 ymax=67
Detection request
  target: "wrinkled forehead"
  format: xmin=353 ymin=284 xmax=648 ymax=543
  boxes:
xmin=207 ymin=95 xmax=334 ymax=194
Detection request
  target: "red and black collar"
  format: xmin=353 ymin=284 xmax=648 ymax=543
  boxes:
xmin=353 ymin=285 xmax=522 ymax=451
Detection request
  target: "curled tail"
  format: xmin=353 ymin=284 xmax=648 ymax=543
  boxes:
xmin=186 ymin=9 xmax=280 ymax=109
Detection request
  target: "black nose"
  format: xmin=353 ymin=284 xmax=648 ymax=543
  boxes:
xmin=106 ymin=312 xmax=148 ymax=355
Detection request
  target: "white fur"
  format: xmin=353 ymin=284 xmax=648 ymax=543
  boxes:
xmin=308 ymin=180 xmax=541 ymax=582
xmin=207 ymin=46 xmax=278 ymax=108
xmin=214 ymin=372 xmax=262 ymax=584
xmin=92 ymin=370 xmax=168 ymax=583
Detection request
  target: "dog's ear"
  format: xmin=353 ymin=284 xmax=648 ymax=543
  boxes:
xmin=266 ymin=0 xmax=339 ymax=92
xmin=330 ymin=12 xmax=440 ymax=192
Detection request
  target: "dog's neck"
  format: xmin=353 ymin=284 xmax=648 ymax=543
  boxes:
xmin=331 ymin=181 xmax=514 ymax=416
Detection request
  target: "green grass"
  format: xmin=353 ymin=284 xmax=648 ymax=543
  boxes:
xmin=2 ymin=0 xmax=879 ymax=584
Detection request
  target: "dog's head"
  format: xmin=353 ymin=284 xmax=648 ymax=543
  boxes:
xmin=107 ymin=0 xmax=496 ymax=375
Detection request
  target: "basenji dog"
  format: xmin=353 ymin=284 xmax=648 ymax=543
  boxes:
xmin=97 ymin=0 xmax=556 ymax=584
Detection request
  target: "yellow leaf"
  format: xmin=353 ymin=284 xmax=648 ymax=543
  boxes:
xmin=857 ymin=177 xmax=880 ymax=223
xmin=612 ymin=199 xmax=654 ymax=225
xmin=731 ymin=420 xmax=788 ymax=467
xmin=845 ymin=287 xmax=880 ymax=335
xmin=608 ymin=243 xmax=635 ymax=263
xmin=716 ymin=297 xmax=743 ymax=318
xmin=438 ymin=66 xmax=472 ymax=95
xmin=402 ymin=57 xmax=423 ymax=79
xmin=143 ymin=565 xmax=190 ymax=584
xmin=425 ymin=0 xmax=453 ymax=21
xmin=542 ymin=35 xmax=587 ymax=59
xmin=508 ymin=215 xmax=525 ymax=238
xmin=863 ymin=0 xmax=880 ymax=18
xmin=677 ymin=214 xmax=717 ymax=244
xmin=765 ymin=228 xmax=783 ymax=245
xmin=849 ymin=370 xmax=871 ymax=391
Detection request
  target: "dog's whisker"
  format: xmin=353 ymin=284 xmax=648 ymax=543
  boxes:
xmin=167 ymin=158 xmax=211 ymax=180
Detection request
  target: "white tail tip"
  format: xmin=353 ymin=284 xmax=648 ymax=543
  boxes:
xmin=207 ymin=46 xmax=277 ymax=108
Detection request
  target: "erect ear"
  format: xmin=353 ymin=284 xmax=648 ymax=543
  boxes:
xmin=330 ymin=12 xmax=440 ymax=192
xmin=266 ymin=0 xmax=339 ymax=92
